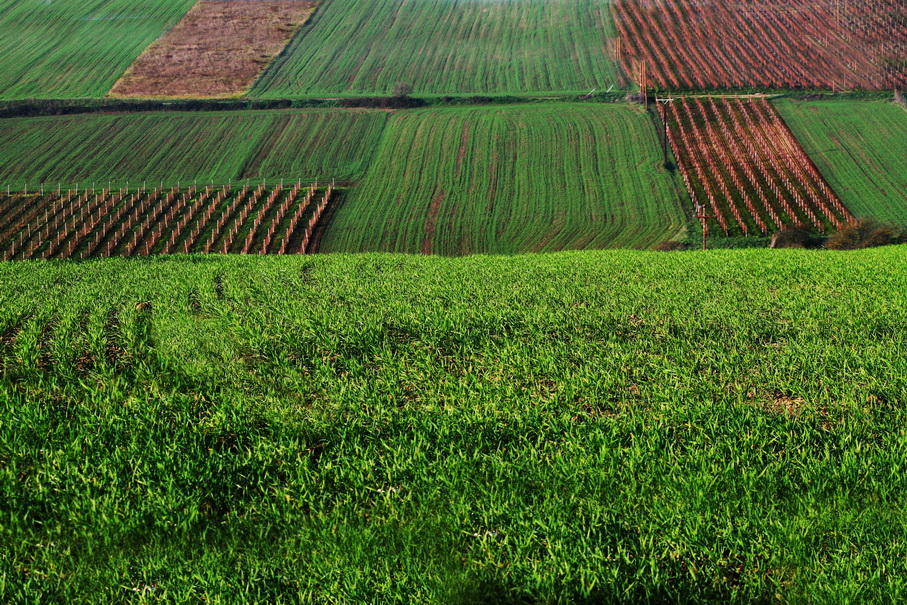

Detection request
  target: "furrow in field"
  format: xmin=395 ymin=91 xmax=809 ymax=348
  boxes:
xmin=319 ymin=104 xmax=687 ymax=254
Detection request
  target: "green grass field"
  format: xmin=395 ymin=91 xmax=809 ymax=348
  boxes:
xmin=320 ymin=103 xmax=687 ymax=254
xmin=774 ymin=99 xmax=907 ymax=225
xmin=0 ymin=109 xmax=388 ymax=188
xmin=2 ymin=249 xmax=907 ymax=601
xmin=0 ymin=0 xmax=195 ymax=100
xmin=250 ymin=0 xmax=622 ymax=97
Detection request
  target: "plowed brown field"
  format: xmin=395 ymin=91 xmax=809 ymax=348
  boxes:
xmin=110 ymin=1 xmax=317 ymax=98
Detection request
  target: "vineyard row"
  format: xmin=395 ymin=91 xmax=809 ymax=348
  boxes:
xmin=613 ymin=0 xmax=907 ymax=91
xmin=0 ymin=182 xmax=335 ymax=261
xmin=662 ymin=97 xmax=855 ymax=235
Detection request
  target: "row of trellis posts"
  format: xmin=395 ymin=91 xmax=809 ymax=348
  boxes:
xmin=0 ymin=180 xmax=336 ymax=260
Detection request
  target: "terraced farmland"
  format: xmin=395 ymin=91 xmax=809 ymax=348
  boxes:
xmin=662 ymin=97 xmax=854 ymax=236
xmin=0 ymin=182 xmax=334 ymax=260
xmin=774 ymin=99 xmax=907 ymax=225
xmin=0 ymin=0 xmax=196 ymax=99
xmin=251 ymin=0 xmax=622 ymax=97
xmin=320 ymin=104 xmax=687 ymax=254
xmin=0 ymin=109 xmax=388 ymax=188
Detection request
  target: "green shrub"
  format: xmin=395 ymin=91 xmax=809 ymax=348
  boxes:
xmin=825 ymin=218 xmax=907 ymax=250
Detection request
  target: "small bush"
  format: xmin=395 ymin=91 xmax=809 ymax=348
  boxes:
xmin=769 ymin=228 xmax=824 ymax=249
xmin=825 ymin=218 xmax=907 ymax=250
xmin=393 ymin=82 xmax=413 ymax=98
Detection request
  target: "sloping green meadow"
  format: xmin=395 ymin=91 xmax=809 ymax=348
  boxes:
xmin=0 ymin=104 xmax=687 ymax=253
xmin=322 ymin=103 xmax=688 ymax=254
xmin=2 ymin=249 xmax=907 ymax=601
xmin=0 ymin=0 xmax=195 ymax=100
xmin=0 ymin=109 xmax=388 ymax=188
xmin=251 ymin=0 xmax=622 ymax=97
xmin=774 ymin=99 xmax=907 ymax=225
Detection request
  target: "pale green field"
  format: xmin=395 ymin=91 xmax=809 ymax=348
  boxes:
xmin=775 ymin=99 xmax=907 ymax=225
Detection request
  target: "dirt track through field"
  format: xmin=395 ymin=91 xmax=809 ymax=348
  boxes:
xmin=109 ymin=1 xmax=317 ymax=98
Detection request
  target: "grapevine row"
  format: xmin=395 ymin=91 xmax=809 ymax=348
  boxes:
xmin=663 ymin=97 xmax=855 ymax=235
xmin=613 ymin=0 xmax=907 ymax=91
xmin=0 ymin=182 xmax=336 ymax=261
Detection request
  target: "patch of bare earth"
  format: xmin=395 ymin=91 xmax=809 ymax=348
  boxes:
xmin=110 ymin=1 xmax=317 ymax=98
xmin=765 ymin=394 xmax=806 ymax=418
xmin=757 ymin=390 xmax=833 ymax=428
xmin=421 ymin=190 xmax=445 ymax=255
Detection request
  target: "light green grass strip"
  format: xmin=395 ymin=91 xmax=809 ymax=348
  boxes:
xmin=251 ymin=0 xmax=621 ymax=97
xmin=321 ymin=103 xmax=688 ymax=254
xmin=0 ymin=0 xmax=197 ymax=99
xmin=774 ymin=99 xmax=907 ymax=225
xmin=0 ymin=109 xmax=388 ymax=188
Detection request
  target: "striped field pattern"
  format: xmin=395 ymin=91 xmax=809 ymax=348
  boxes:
xmin=612 ymin=0 xmax=907 ymax=91
xmin=0 ymin=109 xmax=388 ymax=188
xmin=0 ymin=0 xmax=196 ymax=99
xmin=0 ymin=182 xmax=334 ymax=260
xmin=774 ymin=99 xmax=907 ymax=226
xmin=320 ymin=104 xmax=687 ymax=254
xmin=663 ymin=97 xmax=854 ymax=236
xmin=251 ymin=0 xmax=622 ymax=97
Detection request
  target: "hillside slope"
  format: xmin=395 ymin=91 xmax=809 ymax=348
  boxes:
xmin=321 ymin=104 xmax=687 ymax=254
xmin=775 ymin=99 xmax=907 ymax=225
xmin=3 ymin=249 xmax=907 ymax=601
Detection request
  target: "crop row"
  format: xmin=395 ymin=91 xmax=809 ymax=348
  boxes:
xmin=774 ymin=98 xmax=907 ymax=226
xmin=0 ymin=0 xmax=196 ymax=99
xmin=662 ymin=97 xmax=855 ymax=235
xmin=0 ymin=109 xmax=388 ymax=189
xmin=319 ymin=104 xmax=687 ymax=254
xmin=612 ymin=0 xmax=907 ymax=91
xmin=251 ymin=0 xmax=621 ymax=97
xmin=0 ymin=182 xmax=334 ymax=261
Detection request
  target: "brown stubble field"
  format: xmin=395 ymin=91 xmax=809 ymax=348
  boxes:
xmin=109 ymin=0 xmax=317 ymax=98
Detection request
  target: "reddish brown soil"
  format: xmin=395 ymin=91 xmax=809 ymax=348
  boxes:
xmin=110 ymin=1 xmax=317 ymax=98
xmin=421 ymin=190 xmax=445 ymax=255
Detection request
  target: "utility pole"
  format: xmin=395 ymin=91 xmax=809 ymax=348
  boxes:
xmin=656 ymin=97 xmax=674 ymax=168
xmin=695 ymin=203 xmax=715 ymax=251
xmin=643 ymin=60 xmax=649 ymax=111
